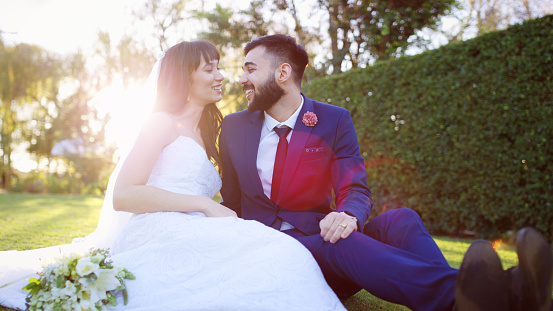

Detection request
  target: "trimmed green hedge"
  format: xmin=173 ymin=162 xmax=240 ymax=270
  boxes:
xmin=305 ymin=15 xmax=553 ymax=242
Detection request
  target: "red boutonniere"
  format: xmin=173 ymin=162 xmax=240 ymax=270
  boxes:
xmin=302 ymin=111 xmax=318 ymax=127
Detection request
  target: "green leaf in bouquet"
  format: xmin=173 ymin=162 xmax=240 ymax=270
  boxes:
xmin=122 ymin=288 xmax=129 ymax=305
xmin=124 ymin=269 xmax=135 ymax=280
xmin=108 ymin=293 xmax=117 ymax=306
xmin=56 ymin=275 xmax=64 ymax=288
xmin=23 ymin=278 xmax=41 ymax=292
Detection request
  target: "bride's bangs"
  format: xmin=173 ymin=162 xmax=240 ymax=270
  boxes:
xmin=199 ymin=41 xmax=220 ymax=64
xmin=188 ymin=41 xmax=220 ymax=72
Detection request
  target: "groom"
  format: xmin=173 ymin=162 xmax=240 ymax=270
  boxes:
xmin=219 ymin=34 xmax=553 ymax=311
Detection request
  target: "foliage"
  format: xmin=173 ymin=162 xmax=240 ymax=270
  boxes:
xmin=0 ymin=42 xmax=123 ymax=192
xmin=94 ymin=32 xmax=154 ymax=89
xmin=131 ymin=0 xmax=190 ymax=52
xmin=0 ymin=44 xmax=64 ymax=188
xmin=305 ymin=15 xmax=553 ymax=241
xmin=194 ymin=0 xmax=457 ymax=75
xmin=318 ymin=0 xmax=458 ymax=73
xmin=196 ymin=2 xmax=271 ymax=53
xmin=8 ymin=160 xmax=113 ymax=195
xmin=0 ymin=29 xmax=154 ymax=192
xmin=444 ymin=0 xmax=552 ymax=42
xmin=194 ymin=1 xmax=274 ymax=113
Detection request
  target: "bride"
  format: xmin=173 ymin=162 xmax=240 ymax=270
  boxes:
xmin=0 ymin=41 xmax=345 ymax=310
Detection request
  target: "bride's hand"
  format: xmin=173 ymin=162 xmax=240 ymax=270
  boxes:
xmin=201 ymin=199 xmax=238 ymax=217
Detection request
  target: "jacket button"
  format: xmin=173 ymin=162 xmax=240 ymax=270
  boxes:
xmin=275 ymin=206 xmax=281 ymax=214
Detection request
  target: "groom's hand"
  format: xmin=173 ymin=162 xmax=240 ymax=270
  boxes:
xmin=320 ymin=212 xmax=358 ymax=244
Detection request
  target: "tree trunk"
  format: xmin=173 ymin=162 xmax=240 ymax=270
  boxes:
xmin=0 ymin=102 xmax=14 ymax=189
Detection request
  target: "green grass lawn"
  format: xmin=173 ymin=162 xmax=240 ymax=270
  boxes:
xmin=0 ymin=193 xmax=520 ymax=311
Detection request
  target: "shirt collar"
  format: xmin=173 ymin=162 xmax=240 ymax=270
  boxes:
xmin=263 ymin=95 xmax=304 ymax=132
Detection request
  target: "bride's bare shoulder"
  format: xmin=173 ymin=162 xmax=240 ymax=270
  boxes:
xmin=147 ymin=111 xmax=174 ymax=126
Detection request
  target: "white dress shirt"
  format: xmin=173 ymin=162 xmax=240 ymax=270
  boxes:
xmin=257 ymin=97 xmax=304 ymax=231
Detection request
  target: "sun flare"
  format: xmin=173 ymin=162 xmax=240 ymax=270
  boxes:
xmin=492 ymin=239 xmax=503 ymax=251
xmin=90 ymin=80 xmax=155 ymax=155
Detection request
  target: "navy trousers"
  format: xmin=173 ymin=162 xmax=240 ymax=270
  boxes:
xmin=284 ymin=208 xmax=457 ymax=311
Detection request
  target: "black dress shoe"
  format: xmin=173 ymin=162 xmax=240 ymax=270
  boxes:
xmin=455 ymin=239 xmax=510 ymax=311
xmin=508 ymin=227 xmax=553 ymax=311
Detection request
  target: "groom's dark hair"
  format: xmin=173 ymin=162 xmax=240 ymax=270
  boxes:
xmin=244 ymin=34 xmax=308 ymax=87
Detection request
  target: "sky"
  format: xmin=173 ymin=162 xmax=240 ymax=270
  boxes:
xmin=0 ymin=0 xmax=256 ymax=54
xmin=0 ymin=0 xmax=137 ymax=54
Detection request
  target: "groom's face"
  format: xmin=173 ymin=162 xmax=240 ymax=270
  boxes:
xmin=240 ymin=46 xmax=285 ymax=112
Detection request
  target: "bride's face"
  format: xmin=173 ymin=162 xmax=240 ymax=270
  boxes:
xmin=188 ymin=57 xmax=224 ymax=106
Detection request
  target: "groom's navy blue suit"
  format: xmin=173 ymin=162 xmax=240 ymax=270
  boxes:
xmin=220 ymin=94 xmax=458 ymax=311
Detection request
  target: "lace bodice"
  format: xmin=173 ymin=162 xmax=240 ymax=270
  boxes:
xmin=146 ymin=136 xmax=221 ymax=198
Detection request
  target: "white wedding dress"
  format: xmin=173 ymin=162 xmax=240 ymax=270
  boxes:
xmin=0 ymin=136 xmax=345 ymax=311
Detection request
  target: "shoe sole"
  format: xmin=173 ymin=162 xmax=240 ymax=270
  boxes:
xmin=455 ymin=240 xmax=510 ymax=311
xmin=517 ymin=227 xmax=553 ymax=311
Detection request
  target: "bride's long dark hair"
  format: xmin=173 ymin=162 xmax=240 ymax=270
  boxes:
xmin=153 ymin=41 xmax=223 ymax=169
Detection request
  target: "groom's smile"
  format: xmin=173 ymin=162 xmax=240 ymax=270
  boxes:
xmin=243 ymin=84 xmax=255 ymax=102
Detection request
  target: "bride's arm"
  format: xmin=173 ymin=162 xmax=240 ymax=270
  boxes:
xmin=112 ymin=113 xmax=236 ymax=217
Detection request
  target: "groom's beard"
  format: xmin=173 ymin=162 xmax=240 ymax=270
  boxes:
xmin=246 ymin=75 xmax=285 ymax=112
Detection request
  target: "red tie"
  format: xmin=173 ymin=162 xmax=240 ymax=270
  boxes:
xmin=271 ymin=126 xmax=291 ymax=202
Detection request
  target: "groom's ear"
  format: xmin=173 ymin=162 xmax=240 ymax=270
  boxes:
xmin=275 ymin=63 xmax=292 ymax=84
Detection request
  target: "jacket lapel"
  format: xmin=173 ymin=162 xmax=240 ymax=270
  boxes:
xmin=245 ymin=111 xmax=266 ymax=195
xmin=278 ymin=94 xmax=314 ymax=202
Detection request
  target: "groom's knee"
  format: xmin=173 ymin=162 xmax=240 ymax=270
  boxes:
xmin=393 ymin=208 xmax=422 ymax=223
xmin=363 ymin=208 xmax=424 ymax=237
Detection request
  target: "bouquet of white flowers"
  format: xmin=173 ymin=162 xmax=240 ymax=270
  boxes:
xmin=23 ymin=248 xmax=135 ymax=311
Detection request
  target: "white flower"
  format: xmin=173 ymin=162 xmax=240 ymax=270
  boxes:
xmin=92 ymin=268 xmax=121 ymax=293
xmin=80 ymin=268 xmax=120 ymax=303
xmin=90 ymin=253 xmax=104 ymax=264
xmin=75 ymin=297 xmax=96 ymax=311
xmin=60 ymin=280 xmax=77 ymax=296
xmin=75 ymin=257 xmax=99 ymax=276
xmin=114 ymin=263 xmax=126 ymax=278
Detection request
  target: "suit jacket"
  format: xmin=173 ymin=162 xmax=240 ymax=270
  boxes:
xmin=220 ymin=94 xmax=373 ymax=235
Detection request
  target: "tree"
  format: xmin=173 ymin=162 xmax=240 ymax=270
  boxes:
xmin=274 ymin=0 xmax=317 ymax=48
xmin=0 ymin=43 xmax=64 ymax=188
xmin=442 ymin=0 xmax=552 ymax=41
xmin=94 ymin=32 xmax=153 ymax=90
xmin=317 ymin=0 xmax=458 ymax=73
xmin=0 ymin=1 xmax=177 ymax=191
xmin=512 ymin=0 xmax=552 ymax=20
xmin=132 ymin=0 xmax=192 ymax=51
xmin=53 ymin=52 xmax=112 ymax=191
xmin=56 ymin=34 xmax=153 ymax=192
xmin=196 ymin=1 xmax=272 ymax=55
xmin=0 ymin=33 xmax=151 ymax=191
xmin=117 ymin=35 xmax=154 ymax=89
xmin=194 ymin=0 xmax=457 ymax=76
xmin=194 ymin=1 xmax=279 ymax=112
